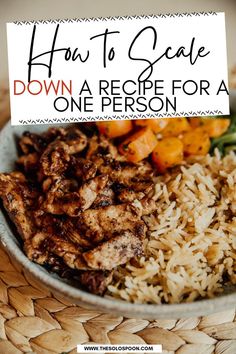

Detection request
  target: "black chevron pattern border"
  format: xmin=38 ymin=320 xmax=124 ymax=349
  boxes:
xmin=17 ymin=110 xmax=223 ymax=125
xmin=13 ymin=12 xmax=218 ymax=26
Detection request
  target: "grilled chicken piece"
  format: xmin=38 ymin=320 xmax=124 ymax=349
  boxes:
xmin=44 ymin=234 xmax=83 ymax=268
xmin=100 ymin=160 xmax=153 ymax=184
xmin=42 ymin=127 xmax=66 ymax=141
xmin=17 ymin=152 xmax=39 ymax=175
xmin=45 ymin=233 xmax=83 ymax=255
xmin=76 ymin=174 xmax=109 ymax=211
xmin=78 ymin=203 xmax=144 ymax=242
xmin=24 ymin=232 xmax=49 ymax=263
xmin=33 ymin=210 xmax=92 ymax=249
xmin=19 ymin=131 xmax=47 ymax=154
xmin=42 ymin=177 xmax=78 ymax=215
xmin=117 ymin=188 xmax=144 ymax=203
xmin=43 ymin=175 xmax=108 ymax=216
xmin=0 ymin=174 xmax=37 ymax=240
xmin=128 ymin=179 xmax=154 ymax=194
xmin=92 ymin=185 xmax=115 ymax=208
xmin=9 ymin=171 xmax=26 ymax=182
xmin=33 ymin=210 xmax=64 ymax=235
xmin=24 ymin=231 xmax=89 ymax=270
xmin=42 ymin=177 xmax=78 ymax=193
xmin=61 ymin=127 xmax=88 ymax=154
xmin=59 ymin=219 xmax=92 ymax=248
xmin=86 ymin=134 xmax=154 ymax=199
xmin=114 ymin=179 xmax=154 ymax=203
xmin=82 ymin=230 xmax=143 ymax=270
xmin=40 ymin=127 xmax=88 ymax=177
xmin=86 ymin=135 xmax=120 ymax=166
xmin=70 ymin=157 xmax=97 ymax=181
xmin=40 ymin=141 xmax=71 ymax=176
xmin=128 ymin=198 xmax=157 ymax=217
xmin=79 ymin=270 xmax=113 ymax=295
xmin=42 ymin=126 xmax=88 ymax=154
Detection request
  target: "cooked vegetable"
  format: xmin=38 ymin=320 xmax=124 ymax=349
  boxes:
xmin=182 ymin=128 xmax=211 ymax=156
xmin=189 ymin=117 xmax=206 ymax=129
xmin=119 ymin=127 xmax=157 ymax=163
xmin=97 ymin=120 xmax=133 ymax=138
xmin=152 ymin=137 xmax=184 ymax=173
xmin=189 ymin=117 xmax=230 ymax=138
xmin=135 ymin=118 xmax=169 ymax=133
xmin=161 ymin=118 xmax=190 ymax=137
xmin=210 ymin=114 xmax=236 ymax=155
xmin=100 ymin=115 xmax=233 ymax=169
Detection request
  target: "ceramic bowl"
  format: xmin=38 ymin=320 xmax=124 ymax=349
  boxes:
xmin=0 ymin=122 xmax=235 ymax=320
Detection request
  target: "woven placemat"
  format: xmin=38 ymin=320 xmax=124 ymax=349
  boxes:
xmin=0 ymin=85 xmax=236 ymax=354
xmin=0 ymin=245 xmax=235 ymax=354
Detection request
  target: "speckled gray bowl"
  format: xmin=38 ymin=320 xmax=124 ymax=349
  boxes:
xmin=0 ymin=122 xmax=235 ymax=319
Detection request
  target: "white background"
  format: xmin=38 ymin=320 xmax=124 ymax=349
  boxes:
xmin=1 ymin=0 xmax=236 ymax=80
xmin=7 ymin=13 xmax=229 ymax=124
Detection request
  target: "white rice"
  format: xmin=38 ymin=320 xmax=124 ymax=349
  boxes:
xmin=108 ymin=150 xmax=236 ymax=304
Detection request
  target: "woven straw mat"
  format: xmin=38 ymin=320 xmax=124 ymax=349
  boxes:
xmin=0 ymin=85 xmax=236 ymax=354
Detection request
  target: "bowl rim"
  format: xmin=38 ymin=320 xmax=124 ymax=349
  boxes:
xmin=0 ymin=121 xmax=235 ymax=319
